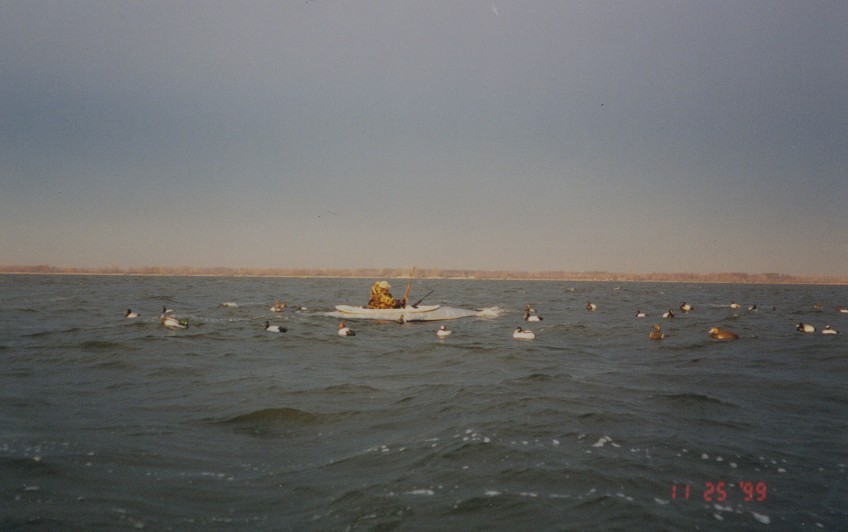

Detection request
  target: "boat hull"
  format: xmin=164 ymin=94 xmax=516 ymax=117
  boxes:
xmin=328 ymin=304 xmax=478 ymax=322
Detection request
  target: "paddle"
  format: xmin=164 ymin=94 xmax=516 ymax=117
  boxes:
xmin=402 ymin=266 xmax=415 ymax=306
xmin=411 ymin=289 xmax=434 ymax=308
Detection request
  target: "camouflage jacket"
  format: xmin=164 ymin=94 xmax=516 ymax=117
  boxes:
xmin=367 ymin=285 xmax=403 ymax=309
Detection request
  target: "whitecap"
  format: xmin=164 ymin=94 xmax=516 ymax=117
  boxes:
xmin=475 ymin=306 xmax=503 ymax=318
xmin=752 ymin=512 xmax=771 ymax=524
xmin=407 ymin=489 xmax=434 ymax=496
xmin=592 ymin=435 xmax=614 ymax=448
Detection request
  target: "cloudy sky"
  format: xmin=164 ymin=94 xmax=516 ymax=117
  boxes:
xmin=2 ymin=1 xmax=846 ymax=275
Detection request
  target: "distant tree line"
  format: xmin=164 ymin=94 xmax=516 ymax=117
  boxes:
xmin=1 ymin=264 xmax=846 ymax=285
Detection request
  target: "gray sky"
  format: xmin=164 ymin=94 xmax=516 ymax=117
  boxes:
xmin=2 ymin=0 xmax=846 ymax=275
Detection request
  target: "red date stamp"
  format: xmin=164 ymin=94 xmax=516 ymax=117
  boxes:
xmin=671 ymin=481 xmax=767 ymax=503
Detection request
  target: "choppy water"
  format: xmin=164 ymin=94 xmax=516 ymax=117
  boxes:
xmin=1 ymin=275 xmax=846 ymax=530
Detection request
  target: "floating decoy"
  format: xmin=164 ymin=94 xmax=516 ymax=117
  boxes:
xmin=524 ymin=311 xmax=542 ymax=322
xmin=161 ymin=314 xmax=188 ymax=329
xmin=338 ymin=321 xmax=355 ymax=336
xmin=649 ymin=324 xmax=664 ymax=340
xmin=264 ymin=321 xmax=287 ymax=333
xmin=709 ymin=327 xmax=738 ymax=340
xmin=513 ymin=327 xmax=536 ymax=340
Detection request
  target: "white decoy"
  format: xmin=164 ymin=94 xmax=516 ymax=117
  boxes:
xmin=160 ymin=314 xmax=188 ymax=329
xmin=436 ymin=324 xmax=452 ymax=337
xmin=264 ymin=321 xmax=287 ymax=333
xmin=635 ymin=309 xmax=646 ymax=318
xmin=125 ymin=308 xmax=139 ymax=319
xmin=524 ymin=311 xmax=542 ymax=322
xmin=822 ymin=325 xmax=840 ymax=335
xmin=662 ymin=309 xmax=675 ymax=319
xmin=586 ymin=302 xmax=597 ymax=312
xmin=338 ymin=321 xmax=355 ymax=336
xmin=513 ymin=327 xmax=535 ymax=340
xmin=730 ymin=302 xmax=741 ymax=309
xmin=796 ymin=323 xmax=815 ymax=333
xmin=680 ymin=302 xmax=693 ymax=313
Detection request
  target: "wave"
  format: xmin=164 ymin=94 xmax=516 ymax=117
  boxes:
xmin=224 ymin=407 xmax=324 ymax=423
xmin=23 ymin=327 xmax=81 ymax=338
xmin=78 ymin=340 xmax=132 ymax=351
xmin=652 ymin=392 xmax=739 ymax=408
xmin=0 ymin=454 xmax=61 ymax=478
xmin=323 ymin=488 xmax=409 ymax=529
xmin=220 ymin=407 xmax=356 ymax=436
xmin=505 ymin=372 xmax=574 ymax=385
xmin=145 ymin=295 xmax=179 ymax=302
xmin=281 ymin=383 xmax=383 ymax=398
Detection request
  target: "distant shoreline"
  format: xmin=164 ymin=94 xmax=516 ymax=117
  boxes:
xmin=2 ymin=266 xmax=846 ymax=285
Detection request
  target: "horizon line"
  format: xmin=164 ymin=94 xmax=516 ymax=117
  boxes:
xmin=2 ymin=264 xmax=847 ymax=285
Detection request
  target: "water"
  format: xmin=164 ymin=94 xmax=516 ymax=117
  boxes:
xmin=1 ymin=275 xmax=846 ymax=530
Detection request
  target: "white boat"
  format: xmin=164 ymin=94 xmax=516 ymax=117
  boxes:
xmin=328 ymin=304 xmax=493 ymax=322
xmin=336 ymin=304 xmax=440 ymax=315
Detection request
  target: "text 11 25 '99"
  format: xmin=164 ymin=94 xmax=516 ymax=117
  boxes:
xmin=671 ymin=481 xmax=767 ymax=503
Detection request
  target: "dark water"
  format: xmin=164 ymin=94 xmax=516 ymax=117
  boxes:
xmin=1 ymin=275 xmax=846 ymax=530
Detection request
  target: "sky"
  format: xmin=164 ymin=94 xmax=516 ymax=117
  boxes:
xmin=1 ymin=0 xmax=846 ymax=276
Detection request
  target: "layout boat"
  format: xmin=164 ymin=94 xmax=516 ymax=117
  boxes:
xmin=327 ymin=304 xmax=495 ymax=322
xmin=329 ymin=268 xmax=501 ymax=321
